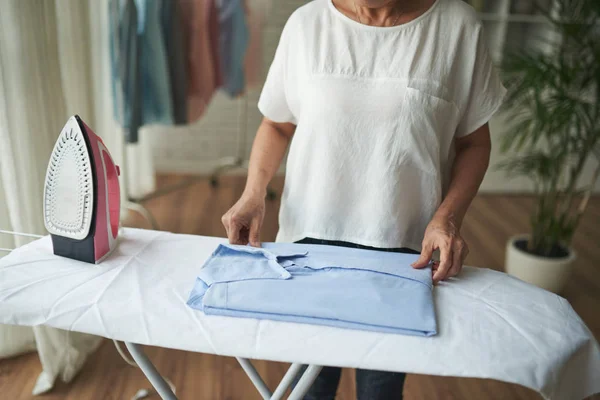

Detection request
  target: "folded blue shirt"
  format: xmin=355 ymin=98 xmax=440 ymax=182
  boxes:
xmin=187 ymin=243 xmax=437 ymax=337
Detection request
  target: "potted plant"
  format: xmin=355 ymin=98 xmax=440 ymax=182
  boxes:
xmin=498 ymin=0 xmax=600 ymax=293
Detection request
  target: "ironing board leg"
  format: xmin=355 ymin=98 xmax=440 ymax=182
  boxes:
xmin=236 ymin=357 xmax=273 ymax=399
xmin=236 ymin=358 xmax=322 ymax=400
xmin=125 ymin=342 xmax=178 ymax=400
xmin=287 ymin=364 xmax=323 ymax=400
xmin=122 ymin=344 xmax=319 ymax=400
xmin=270 ymin=363 xmax=304 ymax=400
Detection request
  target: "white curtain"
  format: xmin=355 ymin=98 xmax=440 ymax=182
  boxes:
xmin=0 ymin=0 xmax=155 ymax=394
xmin=0 ymin=172 xmax=37 ymax=360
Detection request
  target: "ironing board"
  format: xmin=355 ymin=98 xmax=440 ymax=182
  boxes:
xmin=1 ymin=228 xmax=599 ymax=400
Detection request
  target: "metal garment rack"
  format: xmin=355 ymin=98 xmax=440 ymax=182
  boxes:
xmin=117 ymin=1 xmax=280 ymax=227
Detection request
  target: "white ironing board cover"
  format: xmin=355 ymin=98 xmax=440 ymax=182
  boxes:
xmin=0 ymin=229 xmax=598 ymax=400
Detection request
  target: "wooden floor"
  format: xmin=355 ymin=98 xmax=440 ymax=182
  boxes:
xmin=2 ymin=174 xmax=599 ymax=400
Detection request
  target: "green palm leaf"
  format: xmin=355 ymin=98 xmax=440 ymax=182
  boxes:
xmin=498 ymin=0 xmax=600 ymax=255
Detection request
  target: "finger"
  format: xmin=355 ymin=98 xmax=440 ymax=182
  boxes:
xmin=228 ymin=216 xmax=243 ymax=245
xmin=448 ymin=243 xmax=463 ymax=277
xmin=433 ymin=243 xmax=453 ymax=283
xmin=462 ymin=242 xmax=470 ymax=263
xmin=239 ymin=226 xmax=249 ymax=245
xmin=248 ymin=218 xmax=262 ymax=247
xmin=412 ymin=243 xmax=433 ymax=268
xmin=221 ymin=214 xmax=231 ymax=238
xmin=430 ymin=261 xmax=439 ymax=279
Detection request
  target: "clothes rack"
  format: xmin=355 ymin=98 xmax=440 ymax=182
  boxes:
xmin=113 ymin=0 xmax=277 ymax=230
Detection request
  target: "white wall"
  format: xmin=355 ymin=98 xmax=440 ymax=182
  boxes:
xmin=150 ymin=0 xmax=600 ymax=193
xmin=150 ymin=90 xmax=258 ymax=174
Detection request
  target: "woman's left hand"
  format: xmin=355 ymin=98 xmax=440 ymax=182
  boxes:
xmin=411 ymin=214 xmax=469 ymax=283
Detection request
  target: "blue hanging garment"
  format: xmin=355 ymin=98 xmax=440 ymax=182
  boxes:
xmin=187 ymin=243 xmax=437 ymax=337
xmin=109 ymin=0 xmax=174 ymax=143
xmin=109 ymin=0 xmax=141 ymax=142
xmin=217 ymin=0 xmax=249 ymax=97
xmin=160 ymin=0 xmax=188 ymax=125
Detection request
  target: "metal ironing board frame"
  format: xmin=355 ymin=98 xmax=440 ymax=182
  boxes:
xmin=125 ymin=342 xmax=323 ymax=400
xmin=1 ymin=231 xmax=322 ymax=400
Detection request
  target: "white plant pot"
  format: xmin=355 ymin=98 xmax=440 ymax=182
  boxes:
xmin=505 ymin=235 xmax=576 ymax=294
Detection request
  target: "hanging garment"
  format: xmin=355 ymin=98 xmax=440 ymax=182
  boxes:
xmin=207 ymin=0 xmax=224 ymax=91
xmin=135 ymin=0 xmax=173 ymax=129
xmin=109 ymin=0 xmax=141 ymax=142
xmin=109 ymin=0 xmax=173 ymax=143
xmin=217 ymin=0 xmax=249 ymax=97
xmin=181 ymin=0 xmax=217 ymax=122
xmin=187 ymin=243 xmax=436 ymax=337
xmin=161 ymin=0 xmax=188 ymax=125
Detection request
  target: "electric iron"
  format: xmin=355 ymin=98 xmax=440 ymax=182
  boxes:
xmin=43 ymin=115 xmax=121 ymax=264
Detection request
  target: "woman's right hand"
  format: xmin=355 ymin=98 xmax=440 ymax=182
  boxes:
xmin=221 ymin=117 xmax=293 ymax=247
xmin=221 ymin=191 xmax=266 ymax=247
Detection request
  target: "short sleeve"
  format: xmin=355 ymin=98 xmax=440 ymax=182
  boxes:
xmin=257 ymin=18 xmax=297 ymax=124
xmin=456 ymin=26 xmax=507 ymax=138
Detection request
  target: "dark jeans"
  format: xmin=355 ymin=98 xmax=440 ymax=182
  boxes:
xmin=292 ymin=237 xmax=418 ymax=400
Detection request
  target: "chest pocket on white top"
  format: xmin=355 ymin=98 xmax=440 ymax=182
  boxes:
xmin=401 ymin=83 xmax=459 ymax=175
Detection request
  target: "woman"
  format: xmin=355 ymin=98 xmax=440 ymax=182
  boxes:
xmin=222 ymin=0 xmax=506 ymax=398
